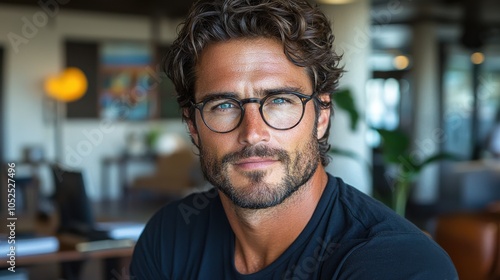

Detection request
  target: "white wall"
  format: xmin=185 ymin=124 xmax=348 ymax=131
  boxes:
xmin=321 ymin=0 xmax=372 ymax=194
xmin=0 ymin=4 xmax=187 ymax=199
xmin=411 ymin=21 xmax=440 ymax=204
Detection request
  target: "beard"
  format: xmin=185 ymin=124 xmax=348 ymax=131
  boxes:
xmin=198 ymin=125 xmax=321 ymax=209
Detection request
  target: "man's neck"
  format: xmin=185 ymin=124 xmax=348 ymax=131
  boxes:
xmin=219 ymin=168 xmax=329 ymax=274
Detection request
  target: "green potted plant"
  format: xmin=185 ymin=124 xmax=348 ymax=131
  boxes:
xmin=331 ymin=89 xmax=457 ymax=216
xmin=375 ymin=129 xmax=457 ymax=216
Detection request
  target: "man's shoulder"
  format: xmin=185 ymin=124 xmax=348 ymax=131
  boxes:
xmin=130 ymin=188 xmax=227 ymax=279
xmin=324 ymin=176 xmax=457 ymax=278
xmin=132 ymin=187 xmax=225 ymax=262
xmin=329 ymin=175 xmax=421 ymax=235
xmin=148 ymin=187 xmax=221 ymax=228
xmin=334 ymin=232 xmax=458 ymax=279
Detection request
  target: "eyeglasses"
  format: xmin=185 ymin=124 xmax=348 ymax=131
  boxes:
xmin=191 ymin=91 xmax=314 ymax=133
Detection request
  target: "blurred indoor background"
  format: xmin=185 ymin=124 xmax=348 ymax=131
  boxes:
xmin=0 ymin=0 xmax=499 ymax=279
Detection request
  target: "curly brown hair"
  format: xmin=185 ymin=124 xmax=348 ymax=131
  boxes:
xmin=164 ymin=0 xmax=343 ymax=166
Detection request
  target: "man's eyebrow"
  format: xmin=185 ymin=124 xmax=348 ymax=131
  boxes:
xmin=197 ymin=86 xmax=307 ymax=101
xmin=260 ymin=86 xmax=306 ymax=95
xmin=196 ymin=92 xmax=238 ymax=102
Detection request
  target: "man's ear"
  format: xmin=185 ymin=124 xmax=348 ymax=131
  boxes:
xmin=184 ymin=108 xmax=200 ymax=147
xmin=316 ymin=93 xmax=331 ymax=140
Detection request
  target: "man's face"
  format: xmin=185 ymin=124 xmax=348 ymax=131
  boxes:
xmin=189 ymin=38 xmax=330 ymax=209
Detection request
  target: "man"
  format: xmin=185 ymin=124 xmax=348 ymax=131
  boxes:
xmin=130 ymin=0 xmax=458 ymax=279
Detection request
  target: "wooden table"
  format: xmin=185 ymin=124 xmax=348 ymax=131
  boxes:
xmin=0 ymin=246 xmax=134 ymax=267
xmin=101 ymin=154 xmax=157 ymax=199
xmin=0 ymin=245 xmax=134 ymax=280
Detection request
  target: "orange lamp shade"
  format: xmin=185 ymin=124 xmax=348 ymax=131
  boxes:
xmin=44 ymin=67 xmax=88 ymax=102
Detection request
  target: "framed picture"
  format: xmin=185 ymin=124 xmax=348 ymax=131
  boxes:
xmin=65 ymin=40 xmax=181 ymax=120
xmin=99 ymin=42 xmax=158 ymax=121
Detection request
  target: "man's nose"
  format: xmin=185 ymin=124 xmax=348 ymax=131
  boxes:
xmin=237 ymin=104 xmax=270 ymax=146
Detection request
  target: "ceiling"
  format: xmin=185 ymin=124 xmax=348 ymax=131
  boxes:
xmin=0 ymin=0 xmax=195 ymax=18
xmin=2 ymin=0 xmax=499 ymax=52
xmin=1 ymin=0 xmax=498 ymax=22
xmin=370 ymin=0 xmax=500 ymax=49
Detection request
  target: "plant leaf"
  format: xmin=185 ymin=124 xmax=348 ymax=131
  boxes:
xmin=376 ymin=129 xmax=410 ymax=164
xmin=332 ymin=89 xmax=359 ymax=131
xmin=413 ymin=153 xmax=461 ymax=172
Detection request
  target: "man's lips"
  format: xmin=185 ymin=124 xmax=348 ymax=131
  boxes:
xmin=233 ymin=157 xmax=278 ymax=169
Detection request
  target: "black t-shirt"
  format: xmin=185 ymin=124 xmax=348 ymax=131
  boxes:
xmin=130 ymin=174 xmax=457 ymax=279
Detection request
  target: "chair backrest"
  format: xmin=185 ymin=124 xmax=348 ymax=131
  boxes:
xmin=435 ymin=212 xmax=499 ymax=280
xmin=50 ymin=164 xmax=95 ymax=233
xmin=157 ymin=148 xmax=196 ymax=183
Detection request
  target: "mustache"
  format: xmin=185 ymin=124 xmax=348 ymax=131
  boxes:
xmin=221 ymin=146 xmax=290 ymax=165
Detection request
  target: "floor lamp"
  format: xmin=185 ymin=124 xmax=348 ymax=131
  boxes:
xmin=44 ymin=67 xmax=88 ymax=163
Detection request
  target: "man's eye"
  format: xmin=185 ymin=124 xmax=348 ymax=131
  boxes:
xmin=217 ymin=103 xmax=235 ymax=109
xmin=268 ymin=96 xmax=296 ymax=106
xmin=271 ymin=98 xmax=287 ymax=104
xmin=207 ymin=100 xmax=238 ymax=112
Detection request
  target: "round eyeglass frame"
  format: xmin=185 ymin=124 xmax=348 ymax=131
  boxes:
xmin=191 ymin=91 xmax=315 ymax=133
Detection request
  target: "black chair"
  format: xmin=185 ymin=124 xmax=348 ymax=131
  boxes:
xmin=50 ymin=164 xmax=117 ymax=280
xmin=50 ymin=164 xmax=108 ymax=240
